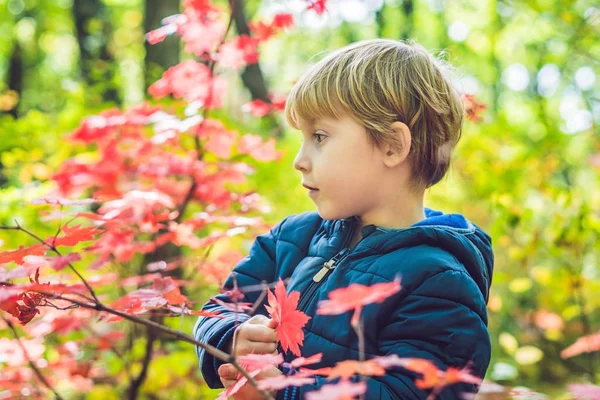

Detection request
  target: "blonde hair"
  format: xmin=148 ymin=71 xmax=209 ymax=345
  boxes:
xmin=285 ymin=38 xmax=465 ymax=191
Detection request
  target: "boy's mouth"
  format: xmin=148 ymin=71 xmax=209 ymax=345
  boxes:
xmin=302 ymin=183 xmax=319 ymax=191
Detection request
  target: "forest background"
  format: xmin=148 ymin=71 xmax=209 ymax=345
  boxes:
xmin=0 ymin=0 xmax=599 ymax=398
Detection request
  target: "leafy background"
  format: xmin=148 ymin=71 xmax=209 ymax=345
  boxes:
xmin=0 ymin=0 xmax=598 ymax=398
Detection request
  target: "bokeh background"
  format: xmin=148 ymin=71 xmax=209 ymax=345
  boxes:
xmin=0 ymin=0 xmax=599 ymax=398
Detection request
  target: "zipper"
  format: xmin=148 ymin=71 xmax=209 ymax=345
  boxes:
xmin=296 ymin=220 xmax=358 ymax=313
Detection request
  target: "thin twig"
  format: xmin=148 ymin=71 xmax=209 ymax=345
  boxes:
xmin=1 ymin=221 xmax=99 ymax=303
xmin=248 ymin=281 xmax=269 ymax=316
xmin=175 ymin=0 xmax=237 ymax=223
xmin=81 ymin=325 xmax=132 ymax=380
xmin=352 ymin=314 xmax=368 ymax=400
xmin=9 ymin=289 xmax=274 ymax=400
xmin=128 ymin=323 xmax=156 ymax=399
xmin=3 ymin=317 xmax=64 ymax=400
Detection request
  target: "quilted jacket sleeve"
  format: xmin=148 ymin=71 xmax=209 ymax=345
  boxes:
xmin=193 ymin=216 xmax=289 ymax=389
xmin=280 ymin=268 xmax=491 ymax=400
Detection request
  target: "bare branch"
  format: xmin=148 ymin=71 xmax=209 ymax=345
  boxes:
xmin=1 ymin=222 xmax=99 ymax=303
xmin=6 ymin=288 xmax=274 ymax=400
xmin=3 ymin=316 xmax=64 ymax=400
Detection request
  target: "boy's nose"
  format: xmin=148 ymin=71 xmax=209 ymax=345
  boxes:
xmin=293 ymin=148 xmax=311 ymax=173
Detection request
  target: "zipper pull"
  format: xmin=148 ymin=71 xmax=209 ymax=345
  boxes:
xmin=313 ymin=248 xmax=349 ymax=283
xmin=313 ymin=260 xmax=334 ymax=282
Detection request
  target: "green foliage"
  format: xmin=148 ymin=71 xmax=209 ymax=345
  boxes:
xmin=0 ymin=0 xmax=599 ymax=397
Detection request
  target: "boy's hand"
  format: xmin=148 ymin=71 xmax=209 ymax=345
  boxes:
xmin=230 ymin=315 xmax=278 ymax=357
xmin=218 ymin=363 xmax=281 ymax=400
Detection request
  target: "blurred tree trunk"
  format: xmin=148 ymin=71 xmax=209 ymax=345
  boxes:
xmin=144 ymin=0 xmax=180 ymax=89
xmin=73 ymin=0 xmax=119 ymax=104
xmin=400 ymin=0 xmax=414 ymax=40
xmin=231 ymin=0 xmax=269 ymax=102
xmin=230 ymin=0 xmax=282 ymax=136
xmin=375 ymin=3 xmax=386 ymax=38
xmin=6 ymin=41 xmax=22 ymax=119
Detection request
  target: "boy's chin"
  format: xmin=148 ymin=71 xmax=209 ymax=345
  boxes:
xmin=315 ymin=207 xmax=355 ymax=221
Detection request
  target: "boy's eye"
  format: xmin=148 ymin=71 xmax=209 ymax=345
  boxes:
xmin=313 ymin=133 xmax=326 ymax=144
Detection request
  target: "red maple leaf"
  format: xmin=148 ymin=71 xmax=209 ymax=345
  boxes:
xmin=50 ymin=253 xmax=82 ymax=271
xmin=325 ymin=359 xmax=386 ymax=380
xmin=242 ymin=99 xmax=271 ymax=117
xmin=305 ymin=381 xmax=367 ymax=400
xmin=317 ymin=277 xmax=401 ymax=326
xmin=305 ymin=0 xmax=328 ymax=15
xmin=561 ymin=330 xmax=600 ymax=359
xmin=0 ymin=244 xmax=47 ymax=265
xmin=109 ymin=276 xmax=189 ymax=317
xmin=265 ymin=279 xmax=311 ymax=357
xmin=462 ymin=93 xmax=487 ymax=122
xmin=258 ymin=373 xmax=315 ymax=391
xmin=218 ymin=34 xmax=260 ymax=70
xmin=237 ymin=135 xmax=279 ymax=162
xmin=49 ymin=224 xmax=102 ymax=247
xmin=216 ymin=368 xmax=262 ymax=400
xmin=568 ymin=384 xmax=600 ymax=399
xmin=272 ymin=13 xmax=294 ymax=29
xmin=237 ymin=353 xmax=284 ymax=371
xmin=444 ymin=365 xmax=483 ymax=386
xmin=290 ymin=352 xmax=322 ymax=368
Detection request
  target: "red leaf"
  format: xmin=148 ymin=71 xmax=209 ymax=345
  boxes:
xmin=242 ymin=99 xmax=271 ymax=117
xmin=462 ymin=93 xmax=486 ymax=122
xmin=561 ymin=330 xmax=600 ymax=359
xmin=372 ymin=355 xmax=441 ymax=389
xmin=178 ymin=11 xmax=226 ymax=57
xmin=30 ymin=197 xmax=98 ymax=206
xmin=211 ymin=297 xmax=253 ymax=313
xmin=237 ymin=353 xmax=284 ymax=371
xmin=148 ymin=61 xmax=227 ymax=108
xmin=317 ymin=277 xmax=401 ymax=326
xmin=444 ymin=365 xmax=482 ymax=387
xmin=216 ymin=368 xmax=263 ymax=400
xmin=110 ymin=277 xmax=189 ymax=316
xmin=290 ymin=352 xmax=323 ymax=368
xmin=305 ymin=0 xmax=328 ymax=15
xmin=324 ymin=360 xmax=386 ymax=380
xmin=49 ymin=224 xmax=101 ymax=247
xmin=258 ymin=374 xmax=315 ymax=391
xmin=569 ymin=384 xmax=600 ymax=399
xmin=590 ymin=152 xmax=600 ymax=169
xmin=305 ymin=381 xmax=367 ymax=400
xmin=265 ymin=279 xmax=311 ymax=357
xmin=183 ymin=0 xmax=217 ymax=15
xmin=146 ymin=24 xmax=177 ymax=45
xmin=0 ymin=244 xmax=47 ymax=265
xmin=237 ymin=135 xmax=279 ymax=162
xmin=218 ymin=34 xmax=259 ymax=70
xmin=249 ymin=13 xmax=293 ymax=42
xmin=50 ymin=253 xmax=82 ymax=271
xmin=167 ymin=306 xmax=223 ymax=318
xmin=272 ymin=13 xmax=294 ymax=29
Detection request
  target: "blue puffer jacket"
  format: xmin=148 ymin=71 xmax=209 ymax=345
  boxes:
xmin=194 ymin=207 xmax=494 ymax=399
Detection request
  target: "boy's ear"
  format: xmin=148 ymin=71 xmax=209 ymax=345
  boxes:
xmin=382 ymin=121 xmax=411 ymax=168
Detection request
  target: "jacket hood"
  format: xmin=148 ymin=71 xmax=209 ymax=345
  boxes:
xmin=323 ymin=207 xmax=494 ymax=303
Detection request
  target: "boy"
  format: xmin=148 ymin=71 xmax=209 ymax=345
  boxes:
xmin=194 ymin=39 xmax=493 ymax=399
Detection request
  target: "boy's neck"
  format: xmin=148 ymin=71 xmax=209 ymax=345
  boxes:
xmin=350 ymin=194 xmax=426 ymax=246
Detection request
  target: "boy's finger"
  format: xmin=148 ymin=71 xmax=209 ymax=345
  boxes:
xmin=220 ymin=377 xmax=236 ymax=388
xmin=218 ymin=364 xmax=236 ymax=379
xmin=237 ymin=341 xmax=278 ymax=356
xmin=247 ymin=315 xmax=270 ymax=325
xmin=222 ymin=378 xmax=236 ymax=387
xmin=267 ymin=319 xmax=279 ymax=329
xmin=244 ymin=324 xmax=277 ymax=342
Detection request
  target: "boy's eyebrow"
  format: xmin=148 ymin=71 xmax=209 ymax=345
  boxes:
xmin=313 ymin=120 xmax=336 ymax=129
